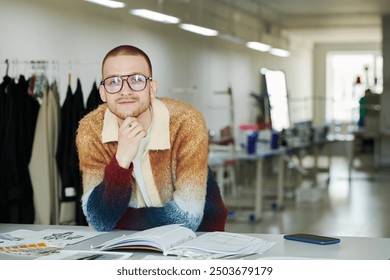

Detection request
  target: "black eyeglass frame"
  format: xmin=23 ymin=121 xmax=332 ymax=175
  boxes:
xmin=100 ymin=74 xmax=153 ymax=94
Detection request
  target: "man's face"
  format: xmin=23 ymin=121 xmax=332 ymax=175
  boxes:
xmin=99 ymin=54 xmax=156 ymax=120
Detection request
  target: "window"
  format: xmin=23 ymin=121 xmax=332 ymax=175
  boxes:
xmin=263 ymin=69 xmax=290 ymax=132
xmin=326 ymin=52 xmax=382 ymax=130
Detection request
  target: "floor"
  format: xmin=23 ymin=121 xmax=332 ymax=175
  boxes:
xmin=224 ymin=155 xmax=390 ymax=238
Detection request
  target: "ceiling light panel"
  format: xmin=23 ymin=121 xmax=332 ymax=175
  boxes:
xmin=84 ymin=0 xmax=126 ymax=9
xmin=179 ymin=24 xmax=218 ymax=36
xmin=130 ymin=9 xmax=180 ymax=24
xmin=270 ymin=48 xmax=291 ymax=57
xmin=246 ymin=41 xmax=272 ymax=52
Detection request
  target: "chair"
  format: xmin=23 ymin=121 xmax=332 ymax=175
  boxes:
xmin=208 ymin=126 xmax=238 ymax=199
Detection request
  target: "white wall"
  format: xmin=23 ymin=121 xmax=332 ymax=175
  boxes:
xmin=0 ymin=0 xmax=313 ymax=135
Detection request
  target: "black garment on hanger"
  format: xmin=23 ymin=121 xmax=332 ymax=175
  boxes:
xmin=70 ymin=79 xmax=86 ymax=225
xmin=57 ymin=85 xmax=75 ymax=202
xmin=86 ymin=81 xmax=103 ymax=113
xmin=0 ymin=75 xmax=12 ymax=223
xmin=56 ymin=79 xmax=86 ymax=225
xmin=0 ymin=76 xmax=39 ymax=223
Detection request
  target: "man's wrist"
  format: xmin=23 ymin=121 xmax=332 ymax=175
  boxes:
xmin=115 ymin=154 xmax=133 ymax=169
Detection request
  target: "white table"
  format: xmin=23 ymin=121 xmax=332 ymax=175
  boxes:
xmin=1 ymin=224 xmax=389 ymax=260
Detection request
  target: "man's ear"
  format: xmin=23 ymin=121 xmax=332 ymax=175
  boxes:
xmin=150 ymin=80 xmax=158 ymax=98
xmin=99 ymin=85 xmax=107 ymax=102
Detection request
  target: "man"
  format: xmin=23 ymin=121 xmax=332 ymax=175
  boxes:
xmin=76 ymin=45 xmax=227 ymax=232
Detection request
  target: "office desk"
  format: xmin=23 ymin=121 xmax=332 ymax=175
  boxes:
xmin=1 ymin=224 xmax=389 ymax=260
xmin=235 ymin=149 xmax=286 ymax=221
xmin=209 ymin=148 xmax=286 ymax=222
xmin=348 ymin=130 xmax=380 ymax=180
xmin=284 ymin=135 xmax=354 ymax=187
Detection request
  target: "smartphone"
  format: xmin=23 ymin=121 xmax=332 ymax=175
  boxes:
xmin=284 ymin=233 xmax=340 ymax=245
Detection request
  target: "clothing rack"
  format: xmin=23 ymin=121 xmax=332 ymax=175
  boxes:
xmin=1 ymin=58 xmax=102 ymax=227
xmin=2 ymin=59 xmax=101 ymax=88
xmin=2 ymin=59 xmax=100 ymax=65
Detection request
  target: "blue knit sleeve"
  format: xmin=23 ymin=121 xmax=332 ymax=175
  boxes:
xmin=84 ymin=166 xmax=226 ymax=232
xmin=82 ymin=157 xmax=133 ymax=231
xmin=115 ymin=168 xmax=227 ymax=232
xmin=84 ymin=182 xmax=131 ymax=231
xmin=116 ymin=200 xmax=203 ymax=232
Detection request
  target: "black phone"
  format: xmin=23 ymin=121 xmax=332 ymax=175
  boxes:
xmin=283 ymin=233 xmax=340 ymax=245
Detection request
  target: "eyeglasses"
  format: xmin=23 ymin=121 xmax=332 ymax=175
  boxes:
xmin=100 ymin=74 xmax=152 ymax=94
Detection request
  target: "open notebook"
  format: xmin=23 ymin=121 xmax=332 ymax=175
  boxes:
xmin=92 ymin=224 xmax=275 ymax=259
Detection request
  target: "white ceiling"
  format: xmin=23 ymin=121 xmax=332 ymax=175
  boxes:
xmin=107 ymin=0 xmax=390 ymax=43
xmin=255 ymin=0 xmax=388 ymax=45
xmin=208 ymin=0 xmax=390 ymax=27
xmin=212 ymin=0 xmax=388 ymax=43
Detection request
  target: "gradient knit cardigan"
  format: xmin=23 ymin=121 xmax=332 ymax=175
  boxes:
xmin=76 ymin=97 xmax=227 ymax=232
